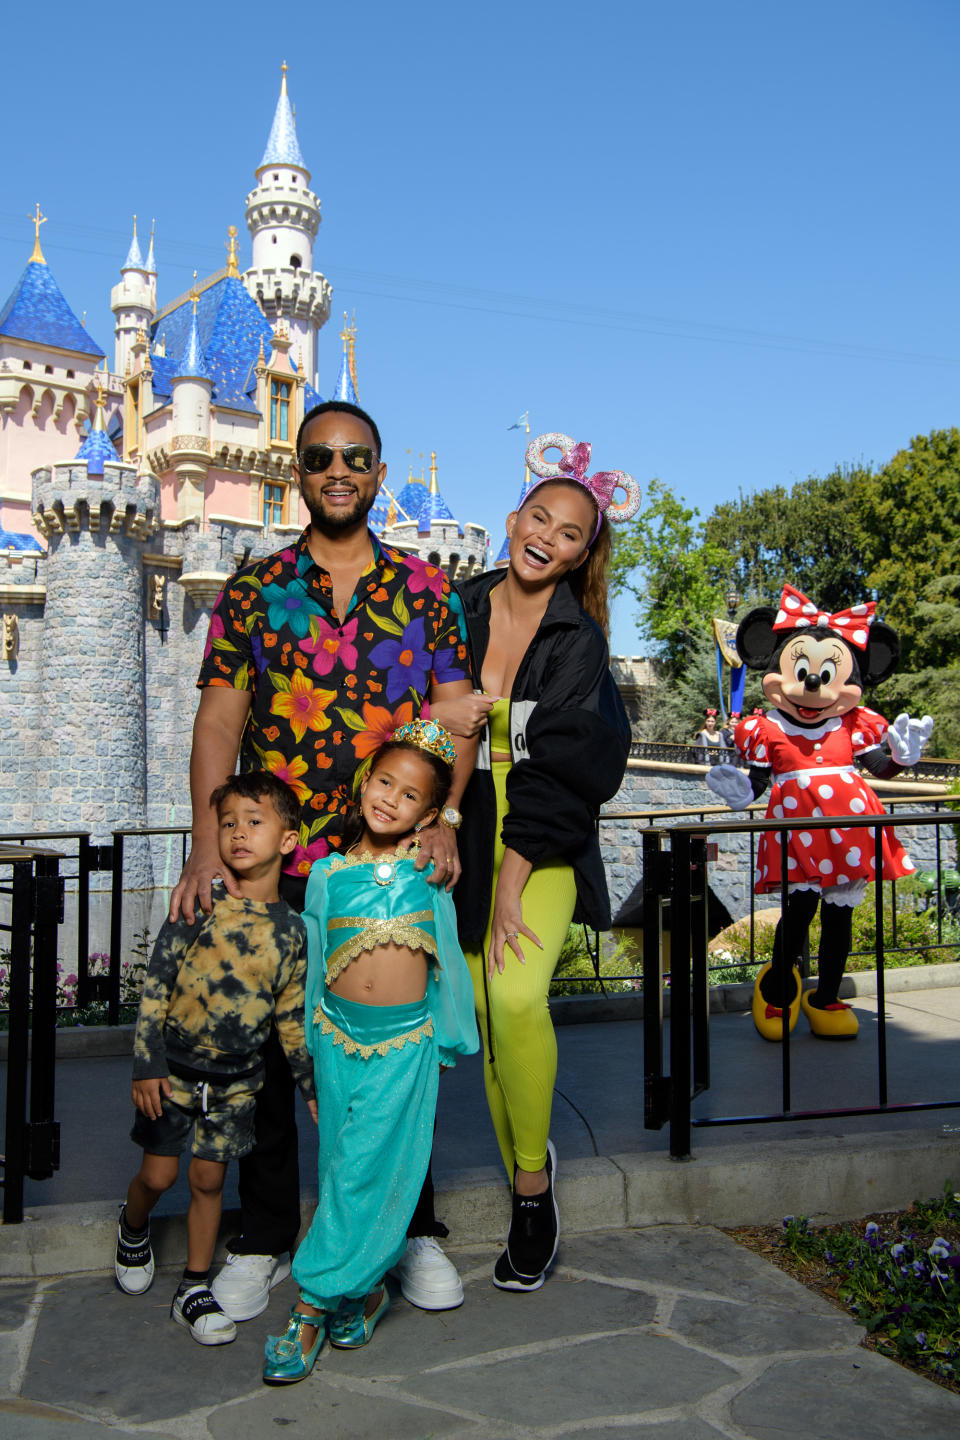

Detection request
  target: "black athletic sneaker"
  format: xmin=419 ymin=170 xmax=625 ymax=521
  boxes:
xmin=492 ymin=1247 xmax=546 ymax=1292
xmin=504 ymin=1140 xmax=559 ymax=1283
xmin=115 ymin=1205 xmax=155 ymax=1295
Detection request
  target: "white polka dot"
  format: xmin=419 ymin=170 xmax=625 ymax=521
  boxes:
xmin=902 ymin=857 xmax=916 ymax=872
xmin=745 ymin=719 xmax=757 ymax=732
xmin=755 ymin=744 xmax=767 ymax=760
xmin=818 ymin=784 xmax=834 ymax=799
xmin=852 ymin=732 xmax=864 ymax=746
xmin=800 ymin=832 xmax=814 ymax=847
xmin=812 ymin=806 xmax=824 ymax=817
xmin=842 ymin=771 xmax=854 ymax=784
xmin=797 ymin=774 xmax=811 ymax=789
xmin=783 ymin=795 xmax=799 ymax=810
xmin=802 ymin=601 xmax=817 ymax=616
xmin=775 ymin=608 xmax=788 ymax=623
xmin=853 ymin=629 xmax=868 ymax=646
xmin=868 ymin=853 xmax=876 ymax=867
xmin=830 ymin=828 xmax=843 ymax=844
xmin=846 ymin=847 xmax=861 ymax=865
xmin=773 ymin=805 xmax=784 ymax=819
xmin=851 ymin=603 xmax=868 ymax=616
xmin=836 ymin=873 xmax=849 ymax=884
xmin=819 ymin=859 xmax=834 ymax=874
xmin=834 ymin=615 xmax=849 ymax=627
xmin=787 ymin=855 xmax=797 ymax=868
xmin=850 ymin=797 xmax=866 ymax=813
xmin=785 ymin=596 xmax=801 ymax=611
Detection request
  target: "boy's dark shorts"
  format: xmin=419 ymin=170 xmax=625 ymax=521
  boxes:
xmin=130 ymin=1073 xmax=261 ymax=1162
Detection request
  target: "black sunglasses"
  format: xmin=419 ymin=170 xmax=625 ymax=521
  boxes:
xmin=298 ymin=443 xmax=375 ymax=475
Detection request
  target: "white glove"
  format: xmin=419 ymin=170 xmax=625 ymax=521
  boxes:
xmin=886 ymin=712 xmax=934 ymax=767
xmin=706 ymin=763 xmax=754 ymax=810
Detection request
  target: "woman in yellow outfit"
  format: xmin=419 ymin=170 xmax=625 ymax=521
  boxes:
xmin=434 ymin=432 xmax=635 ymax=1291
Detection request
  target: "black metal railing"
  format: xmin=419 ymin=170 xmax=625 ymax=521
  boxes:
xmin=0 ymin=845 xmax=64 ymax=1223
xmin=642 ymin=809 xmax=960 ymax=1161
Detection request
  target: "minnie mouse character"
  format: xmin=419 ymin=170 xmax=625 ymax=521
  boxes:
xmin=706 ymin=584 xmax=933 ymax=1040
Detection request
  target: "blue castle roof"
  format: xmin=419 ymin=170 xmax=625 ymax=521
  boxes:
xmin=395 ymin=478 xmax=427 ymax=518
xmin=173 ymin=306 xmax=212 ymax=381
xmin=151 ymin=276 xmax=273 ymax=413
xmin=332 ymin=348 xmax=357 ymax=405
xmin=259 ymin=72 xmax=306 ymax=172
xmin=122 ymin=224 xmax=146 ymax=272
xmin=0 ymin=261 xmax=104 ymax=358
xmin=75 ymin=421 xmax=119 ymax=476
xmin=0 ymin=518 xmax=43 ymax=553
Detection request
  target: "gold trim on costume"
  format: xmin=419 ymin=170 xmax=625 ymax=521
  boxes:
xmin=326 ymin=920 xmax=437 ymax=983
xmin=328 ymin=842 xmax=418 ymax=872
xmin=313 ymin=1011 xmax=434 ymax=1059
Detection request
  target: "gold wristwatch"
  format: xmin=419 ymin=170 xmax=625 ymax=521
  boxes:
xmin=439 ymin=805 xmax=462 ymax=830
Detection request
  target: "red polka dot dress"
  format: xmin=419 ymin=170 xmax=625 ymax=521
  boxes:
xmin=734 ymin=708 xmax=916 ymax=897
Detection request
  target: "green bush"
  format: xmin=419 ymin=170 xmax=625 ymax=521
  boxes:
xmin=549 ymin=927 xmax=641 ymax=996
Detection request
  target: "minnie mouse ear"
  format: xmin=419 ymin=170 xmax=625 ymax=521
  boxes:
xmin=860 ymin=622 xmax=900 ymax=686
xmin=735 ymin=608 xmax=780 ymax=670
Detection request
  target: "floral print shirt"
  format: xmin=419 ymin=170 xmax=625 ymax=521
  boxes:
xmin=198 ymin=529 xmax=471 ymax=876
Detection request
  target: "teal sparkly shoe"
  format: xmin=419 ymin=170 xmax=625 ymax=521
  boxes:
xmin=328 ymin=1287 xmax=389 ymax=1349
xmin=262 ymin=1305 xmax=326 ymax=1385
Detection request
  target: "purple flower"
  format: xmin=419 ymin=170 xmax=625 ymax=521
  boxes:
xmin=251 ymin=634 xmax=270 ymax=675
xmin=368 ymin=617 xmax=431 ymax=702
xmin=915 ymin=1330 xmax=928 ymax=1349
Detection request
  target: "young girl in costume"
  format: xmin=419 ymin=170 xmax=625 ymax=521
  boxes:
xmin=262 ymin=720 xmax=478 ymax=1385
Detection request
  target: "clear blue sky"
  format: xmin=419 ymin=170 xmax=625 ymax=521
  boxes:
xmin=2 ymin=1 xmax=958 ymax=654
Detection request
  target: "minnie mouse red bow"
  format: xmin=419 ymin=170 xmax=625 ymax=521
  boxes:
xmin=773 ymin=584 xmax=876 ymax=650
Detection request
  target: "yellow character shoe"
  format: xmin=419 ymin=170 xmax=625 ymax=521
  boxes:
xmin=801 ymin=989 xmax=859 ymax=1039
xmin=751 ymin=961 xmax=801 ymax=1041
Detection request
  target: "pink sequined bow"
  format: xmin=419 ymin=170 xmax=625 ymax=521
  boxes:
xmin=772 ymin=583 xmax=876 ymax=650
xmin=557 ymin=442 xmax=623 ymax=515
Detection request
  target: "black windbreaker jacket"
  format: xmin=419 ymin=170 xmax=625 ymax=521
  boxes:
xmin=453 ymin=569 xmax=631 ymax=944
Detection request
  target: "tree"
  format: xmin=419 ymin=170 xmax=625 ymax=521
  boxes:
xmin=610 ymin=479 xmax=728 ymax=672
xmin=703 ymin=465 xmax=876 ymax=612
xmin=863 ymin=429 xmax=960 ymax=673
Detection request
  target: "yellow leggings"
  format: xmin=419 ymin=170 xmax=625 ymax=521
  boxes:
xmin=463 ymin=759 xmax=578 ymax=1179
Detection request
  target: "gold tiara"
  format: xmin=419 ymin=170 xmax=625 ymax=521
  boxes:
xmin=391 ymin=718 xmax=456 ymax=767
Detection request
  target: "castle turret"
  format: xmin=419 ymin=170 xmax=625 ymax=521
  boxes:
xmin=170 ymin=282 xmax=212 ymax=522
xmin=333 ymin=314 xmax=359 ymax=403
xmin=111 ymin=216 xmax=157 ymax=375
xmin=242 ymin=63 xmax=331 ymax=389
xmin=30 ymin=380 xmax=160 ymax=878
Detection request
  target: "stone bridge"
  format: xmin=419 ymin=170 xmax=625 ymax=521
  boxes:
xmin=599 ymin=759 xmax=953 ymax=933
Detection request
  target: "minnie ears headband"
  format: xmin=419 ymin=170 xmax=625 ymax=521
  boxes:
xmin=524 ymin=432 xmax=641 ymax=542
xmin=773 ymin=583 xmax=876 ymax=651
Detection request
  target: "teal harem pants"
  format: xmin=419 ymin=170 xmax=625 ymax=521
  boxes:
xmin=292 ymin=990 xmax=439 ymax=1311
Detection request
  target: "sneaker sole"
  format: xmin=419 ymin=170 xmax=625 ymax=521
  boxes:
xmin=115 ymin=1264 xmax=155 ymax=1296
xmin=212 ymin=1257 xmax=291 ymax=1322
xmin=492 ymin=1266 xmax=545 ymax=1293
xmin=171 ymin=1306 xmax=237 ymax=1346
xmin=397 ymin=1277 xmax=464 ymax=1311
xmin=506 ymin=1140 xmax=559 ymax=1281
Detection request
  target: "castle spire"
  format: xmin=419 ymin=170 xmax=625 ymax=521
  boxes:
xmin=145 ymin=219 xmax=157 ymax=275
xmin=225 ymin=225 xmax=240 ymax=278
xmin=122 ymin=215 xmax=146 ymax=272
xmin=333 ymin=313 xmax=358 ymax=403
xmin=258 ymin=60 xmax=307 ymax=174
xmin=172 ymin=275 xmax=211 ymax=380
xmin=28 ymin=203 xmax=47 ymax=264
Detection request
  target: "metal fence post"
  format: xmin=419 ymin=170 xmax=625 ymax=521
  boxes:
xmin=669 ymin=830 xmax=693 ymax=1160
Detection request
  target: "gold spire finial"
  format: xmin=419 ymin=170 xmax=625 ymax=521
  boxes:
xmin=340 ymin=310 xmax=350 ymax=350
xmin=347 ymin=310 xmax=359 ymax=398
xmin=429 ymin=451 xmax=438 ymax=494
xmin=281 ymin=60 xmax=288 ymax=94
xmin=93 ymin=373 xmax=106 ymax=430
xmin=132 ymin=213 xmax=138 ymax=239
xmin=226 ymin=225 xmax=240 ymax=278
xmin=190 ymin=270 xmax=199 ymax=311
xmin=28 ymin=203 xmax=47 ymax=264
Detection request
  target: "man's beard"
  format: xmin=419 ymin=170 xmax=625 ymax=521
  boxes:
xmin=303 ymin=485 xmax=377 ymax=535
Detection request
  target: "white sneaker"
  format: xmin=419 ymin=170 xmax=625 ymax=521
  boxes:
xmin=392 ymin=1236 xmax=463 ymax=1310
xmin=114 ymin=1207 xmax=155 ymax=1296
xmin=211 ymin=1250 xmax=291 ymax=1321
xmin=171 ymin=1284 xmax=237 ymax=1346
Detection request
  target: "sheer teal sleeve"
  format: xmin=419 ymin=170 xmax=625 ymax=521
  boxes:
xmin=430 ymin=883 xmax=479 ymax=1067
xmin=302 ymin=857 xmax=332 ymax=1057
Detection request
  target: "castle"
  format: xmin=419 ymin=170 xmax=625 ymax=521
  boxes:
xmin=0 ymin=69 xmax=491 ymax=870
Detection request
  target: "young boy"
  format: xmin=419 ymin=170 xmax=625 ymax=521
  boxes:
xmin=115 ymin=772 xmax=318 ymax=1346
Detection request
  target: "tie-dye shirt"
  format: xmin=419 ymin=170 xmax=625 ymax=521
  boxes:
xmin=132 ymin=890 xmax=314 ymax=1099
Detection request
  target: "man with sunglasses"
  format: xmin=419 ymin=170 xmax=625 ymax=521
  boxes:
xmin=170 ymin=400 xmax=476 ymax=1322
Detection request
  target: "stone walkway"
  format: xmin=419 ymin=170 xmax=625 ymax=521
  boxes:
xmin=3 ymin=1227 xmax=960 ymax=1439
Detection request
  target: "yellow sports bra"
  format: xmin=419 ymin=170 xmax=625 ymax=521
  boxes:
xmin=488 ymin=697 xmax=511 ymax=753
